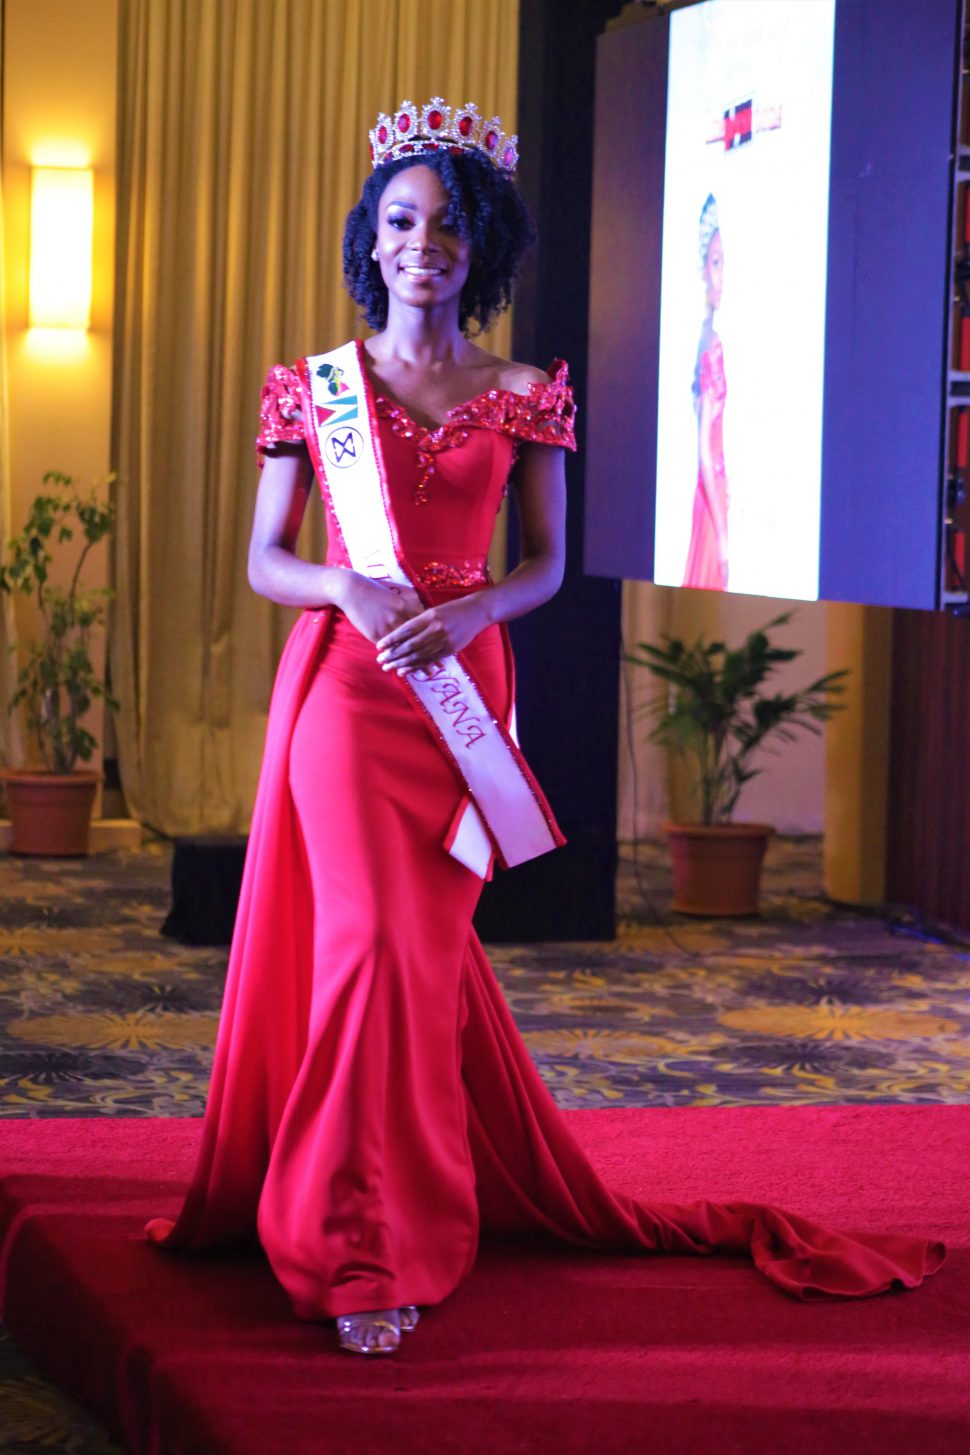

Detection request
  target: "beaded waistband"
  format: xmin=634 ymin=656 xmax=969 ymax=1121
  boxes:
xmin=413 ymin=558 xmax=491 ymax=589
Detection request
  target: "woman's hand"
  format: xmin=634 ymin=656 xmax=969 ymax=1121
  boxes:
xmin=376 ymin=594 xmax=490 ymax=674
xmin=338 ymin=572 xmax=424 ymax=644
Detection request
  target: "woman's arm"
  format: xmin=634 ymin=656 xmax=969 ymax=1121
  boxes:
xmin=375 ymin=438 xmax=566 ymax=674
xmin=247 ymin=444 xmax=424 ymax=638
xmin=247 ymin=445 xmax=346 ymax=609
xmin=480 ymin=438 xmax=567 ymax=622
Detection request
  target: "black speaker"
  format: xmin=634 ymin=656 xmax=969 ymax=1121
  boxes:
xmin=161 ymin=836 xmax=248 ymax=947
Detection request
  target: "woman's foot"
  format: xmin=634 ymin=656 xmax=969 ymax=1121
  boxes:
xmin=336 ymin=1307 xmax=401 ymax=1356
xmin=399 ymin=1305 xmax=420 ymax=1333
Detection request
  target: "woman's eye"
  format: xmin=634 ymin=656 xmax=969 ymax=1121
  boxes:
xmin=387 ymin=215 xmax=411 ymax=229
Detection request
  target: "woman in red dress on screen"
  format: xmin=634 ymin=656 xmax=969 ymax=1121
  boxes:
xmin=145 ymin=101 xmax=943 ymax=1357
xmin=683 ymin=192 xmax=729 ymax=590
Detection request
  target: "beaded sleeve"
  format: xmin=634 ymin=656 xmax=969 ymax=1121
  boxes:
xmin=447 ymin=359 xmax=577 ymax=451
xmin=255 ymin=363 xmax=306 ymax=465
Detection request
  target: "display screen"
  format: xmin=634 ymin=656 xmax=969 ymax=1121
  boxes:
xmin=654 ymin=1 xmax=834 ymax=600
xmin=585 ymin=0 xmax=958 ymax=609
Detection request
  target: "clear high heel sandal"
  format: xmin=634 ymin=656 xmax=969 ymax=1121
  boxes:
xmin=336 ymin=1308 xmax=401 ymax=1356
xmin=335 ymin=1305 xmax=421 ymax=1355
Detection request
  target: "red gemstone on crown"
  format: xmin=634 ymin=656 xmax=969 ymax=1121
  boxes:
xmin=378 ymin=124 xmax=388 ymax=144
xmin=398 ymin=114 xmax=410 ymax=133
xmin=458 ymin=115 xmax=473 ymax=137
xmin=502 ymin=145 xmax=515 ymax=167
xmin=428 ymin=110 xmax=443 ymax=130
xmin=485 ymin=130 xmax=498 ymax=150
xmin=400 ymin=143 xmax=414 ymax=153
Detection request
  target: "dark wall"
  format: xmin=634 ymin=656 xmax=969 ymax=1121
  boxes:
xmin=820 ymin=0 xmax=958 ymax=608
xmin=473 ymin=0 xmax=625 ymax=942
xmin=584 ymin=9 xmax=667 ymax=582
xmin=887 ymin=610 xmax=970 ymax=931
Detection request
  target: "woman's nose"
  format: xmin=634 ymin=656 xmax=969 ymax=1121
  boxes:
xmin=407 ymin=220 xmax=437 ymax=251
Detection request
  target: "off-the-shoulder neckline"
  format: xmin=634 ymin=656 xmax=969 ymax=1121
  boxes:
xmin=357 ymin=338 xmax=566 ymax=434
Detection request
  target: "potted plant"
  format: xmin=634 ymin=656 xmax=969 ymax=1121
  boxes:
xmin=626 ymin=612 xmax=847 ymax=915
xmin=0 ymin=470 xmax=118 ymax=855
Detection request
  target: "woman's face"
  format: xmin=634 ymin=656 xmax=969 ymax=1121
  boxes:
xmin=703 ymin=230 xmax=724 ymax=310
xmin=374 ymin=164 xmax=472 ymax=316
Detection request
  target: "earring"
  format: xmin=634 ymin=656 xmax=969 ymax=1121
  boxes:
xmin=371 ymin=248 xmax=378 ymax=261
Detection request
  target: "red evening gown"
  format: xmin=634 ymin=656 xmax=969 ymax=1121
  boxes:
xmin=145 ymin=348 xmax=944 ymax=1316
xmin=683 ymin=336 xmax=729 ymax=590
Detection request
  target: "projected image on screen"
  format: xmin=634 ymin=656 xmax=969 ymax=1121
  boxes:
xmin=654 ymin=0 xmax=836 ymax=600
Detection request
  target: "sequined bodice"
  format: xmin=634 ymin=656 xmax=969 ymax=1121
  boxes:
xmin=256 ymin=344 xmax=576 ymax=590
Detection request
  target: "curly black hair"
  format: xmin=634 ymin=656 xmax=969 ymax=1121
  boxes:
xmin=342 ymin=149 xmax=537 ymax=335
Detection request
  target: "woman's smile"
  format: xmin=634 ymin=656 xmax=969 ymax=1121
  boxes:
xmin=399 ymin=261 xmax=446 ymax=278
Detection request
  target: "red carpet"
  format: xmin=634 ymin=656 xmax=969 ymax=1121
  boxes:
xmin=0 ymin=1108 xmax=966 ymax=1455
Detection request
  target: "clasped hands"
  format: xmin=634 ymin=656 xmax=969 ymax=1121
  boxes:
xmin=378 ymin=592 xmax=489 ymax=674
xmin=337 ymin=570 xmax=488 ymax=675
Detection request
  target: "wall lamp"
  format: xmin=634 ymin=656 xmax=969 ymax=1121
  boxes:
xmin=28 ymin=166 xmax=94 ymax=330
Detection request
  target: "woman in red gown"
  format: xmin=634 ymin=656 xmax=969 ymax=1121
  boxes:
xmin=146 ymin=102 xmax=943 ymax=1356
xmin=683 ymin=193 xmax=729 ymax=590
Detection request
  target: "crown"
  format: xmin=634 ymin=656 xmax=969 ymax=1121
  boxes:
xmin=369 ymin=98 xmax=519 ymax=174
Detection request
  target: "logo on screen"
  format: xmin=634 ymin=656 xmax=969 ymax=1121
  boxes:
xmin=706 ymin=100 xmax=782 ymax=152
xmin=724 ymin=101 xmax=752 ymax=150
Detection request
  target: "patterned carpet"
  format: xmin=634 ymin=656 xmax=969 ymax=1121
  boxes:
xmin=1 ymin=835 xmax=969 ymax=1451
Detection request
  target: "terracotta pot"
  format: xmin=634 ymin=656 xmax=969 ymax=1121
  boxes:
xmin=1 ymin=769 xmax=101 ymax=856
xmin=663 ymin=821 xmax=774 ymax=917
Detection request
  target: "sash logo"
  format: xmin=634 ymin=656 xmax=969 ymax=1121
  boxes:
xmin=315 ymin=396 xmax=359 ymax=428
xmin=325 ymin=427 xmax=363 ymax=470
xmin=316 ymin=361 xmax=348 ymax=396
xmin=314 ymin=362 xmax=359 ymax=427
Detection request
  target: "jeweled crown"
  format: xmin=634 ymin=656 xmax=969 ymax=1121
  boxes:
xmin=369 ymin=98 xmax=519 ymax=174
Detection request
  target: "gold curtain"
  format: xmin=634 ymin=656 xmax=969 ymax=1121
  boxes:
xmin=0 ymin=153 xmax=24 ymax=771
xmin=112 ymin=0 xmax=518 ymax=833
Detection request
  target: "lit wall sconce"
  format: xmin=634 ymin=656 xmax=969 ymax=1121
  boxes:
xmin=29 ymin=166 xmax=94 ymax=329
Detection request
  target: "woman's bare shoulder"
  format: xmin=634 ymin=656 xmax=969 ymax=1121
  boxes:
xmin=455 ymin=344 xmax=551 ymax=398
xmin=494 ymin=358 xmax=553 ymax=394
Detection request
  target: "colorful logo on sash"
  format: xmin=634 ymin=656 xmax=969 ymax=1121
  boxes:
xmin=314 ymin=361 xmax=359 ymax=428
xmin=325 ymin=427 xmax=364 ymax=470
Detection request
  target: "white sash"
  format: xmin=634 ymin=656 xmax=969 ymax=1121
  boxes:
xmin=296 ymin=340 xmax=564 ymax=879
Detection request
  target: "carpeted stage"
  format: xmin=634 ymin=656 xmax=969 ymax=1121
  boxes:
xmin=0 ymin=1107 xmax=965 ymax=1455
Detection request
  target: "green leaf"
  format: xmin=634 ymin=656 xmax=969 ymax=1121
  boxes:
xmin=1 ymin=468 xmax=119 ymax=764
xmin=625 ymin=609 xmax=848 ymax=822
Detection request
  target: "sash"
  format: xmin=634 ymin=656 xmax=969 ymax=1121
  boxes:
xmin=295 ymin=340 xmax=565 ymax=879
